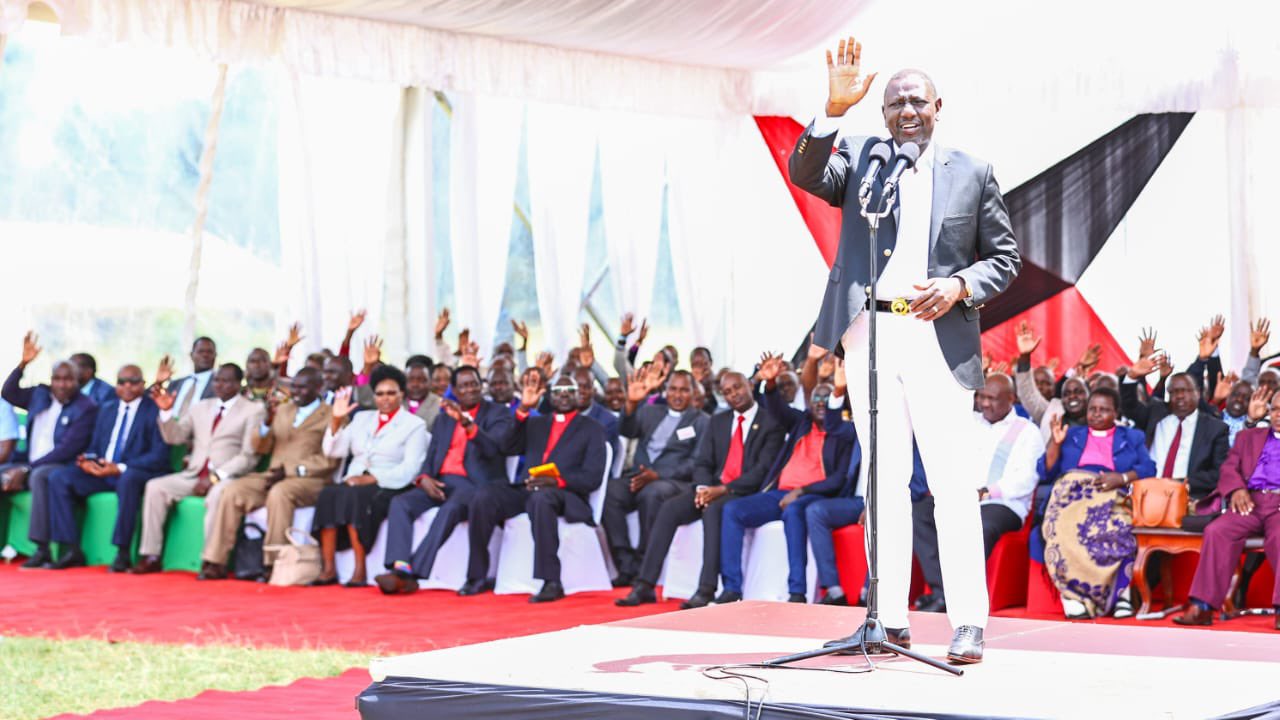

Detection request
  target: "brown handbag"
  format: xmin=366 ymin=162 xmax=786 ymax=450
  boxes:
xmin=1130 ymin=478 xmax=1189 ymax=528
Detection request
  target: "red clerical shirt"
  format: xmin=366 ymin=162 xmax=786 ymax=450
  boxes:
xmin=374 ymin=407 xmax=399 ymax=435
xmin=542 ymin=411 xmax=577 ymax=489
xmin=438 ymin=406 xmax=480 ymax=478
xmin=777 ymin=427 xmax=826 ymax=491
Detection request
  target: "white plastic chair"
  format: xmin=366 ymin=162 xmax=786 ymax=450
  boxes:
xmin=494 ymin=444 xmax=613 ymax=595
xmin=741 ymin=519 xmax=818 ymax=602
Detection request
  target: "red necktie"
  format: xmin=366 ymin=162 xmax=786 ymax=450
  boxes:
xmin=198 ymin=405 xmax=226 ymax=479
xmin=720 ymin=415 xmax=746 ymax=484
xmin=1161 ymin=422 xmax=1182 ymax=478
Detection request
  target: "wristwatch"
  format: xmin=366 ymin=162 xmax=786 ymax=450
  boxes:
xmin=957 ymin=276 xmax=976 ymax=308
xmin=296 ymin=465 xmax=308 ymax=478
xmin=209 ymin=470 xmax=223 ymax=485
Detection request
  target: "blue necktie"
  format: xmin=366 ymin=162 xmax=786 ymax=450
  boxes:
xmin=111 ymin=406 xmax=131 ymax=463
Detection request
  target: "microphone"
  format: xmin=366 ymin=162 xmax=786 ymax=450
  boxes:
xmin=857 ymin=142 xmax=893 ymax=205
xmin=879 ymin=142 xmax=921 ymax=208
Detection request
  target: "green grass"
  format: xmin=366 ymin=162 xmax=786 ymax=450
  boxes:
xmin=0 ymin=635 xmax=369 ymax=720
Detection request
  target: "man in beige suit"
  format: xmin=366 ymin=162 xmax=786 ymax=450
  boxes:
xmin=131 ymin=363 xmax=264 ymax=574
xmin=199 ymin=367 xmax=335 ymax=580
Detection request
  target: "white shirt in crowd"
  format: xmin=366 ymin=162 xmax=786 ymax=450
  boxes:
xmin=973 ymin=409 xmax=1044 ymax=520
xmin=103 ymin=397 xmax=142 ymax=472
xmin=1151 ymin=411 xmax=1199 ymax=478
xmin=27 ymin=398 xmax=63 ymax=463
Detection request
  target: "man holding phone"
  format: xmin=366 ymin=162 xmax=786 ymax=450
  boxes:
xmin=45 ymin=365 xmax=171 ymax=571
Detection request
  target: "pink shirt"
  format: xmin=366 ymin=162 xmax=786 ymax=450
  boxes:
xmin=1078 ymin=427 xmax=1117 ymax=471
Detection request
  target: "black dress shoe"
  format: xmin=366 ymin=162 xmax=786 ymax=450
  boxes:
xmin=819 ymin=592 xmax=849 ymax=606
xmin=51 ymin=547 xmax=86 ymax=570
xmin=946 ymin=625 xmax=984 ymax=664
xmin=680 ymin=591 xmax=714 ymax=610
xmin=309 ymin=575 xmax=339 ymax=587
xmin=713 ymin=590 xmax=743 ymax=605
xmin=20 ymin=547 xmax=52 ymax=570
xmin=129 ymin=555 xmax=162 ymax=575
xmin=615 ymin=583 xmax=657 ymax=607
xmin=611 ymin=572 xmax=635 ymax=588
xmin=457 ymin=578 xmax=495 ymax=596
xmin=1172 ymin=604 xmax=1213 ymax=626
xmin=824 ymin=625 xmax=911 ymax=654
xmin=788 ymin=593 xmax=807 ymax=603
xmin=914 ymin=592 xmax=946 ymax=613
xmin=109 ymin=552 xmax=131 ymax=574
xmin=530 ymin=580 xmax=566 ymax=603
xmin=197 ymin=562 xmax=228 ymax=580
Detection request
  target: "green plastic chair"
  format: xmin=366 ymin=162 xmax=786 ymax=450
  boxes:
xmin=3 ymin=490 xmax=36 ymax=557
xmin=161 ymin=495 xmax=206 ymax=572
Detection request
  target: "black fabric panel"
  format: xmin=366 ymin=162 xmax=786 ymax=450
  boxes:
xmin=979 ymin=112 xmax=1193 ymax=331
xmin=356 ymin=676 xmax=1041 ymax=720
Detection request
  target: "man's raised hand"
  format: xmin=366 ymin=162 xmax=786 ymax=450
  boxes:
xmin=332 ymin=387 xmax=357 ymax=419
xmin=150 ymin=385 xmax=175 ymax=412
xmin=1212 ymin=371 xmax=1239 ymax=405
xmin=154 ymin=354 xmax=174 ymax=387
xmin=757 ymin=352 xmax=784 ymax=383
xmin=1251 ymin=318 xmax=1271 ymax=356
xmin=1248 ymin=387 xmax=1273 ymax=423
xmin=1016 ymin=321 xmax=1041 ymax=358
xmin=347 ymin=310 xmax=366 ymax=334
xmin=20 ymin=331 xmax=40 ymax=366
xmin=434 ymin=308 xmax=451 ymax=339
xmin=511 ymin=319 xmax=529 ymax=349
xmin=460 ymin=341 xmax=480 ymax=369
xmin=826 ymin=36 xmax=878 ymax=117
xmin=1138 ymin=327 xmax=1157 ymax=360
xmin=363 ymin=335 xmax=383 ymax=368
xmin=619 ymin=313 xmax=636 ymax=338
xmin=520 ymin=371 xmax=546 ymax=411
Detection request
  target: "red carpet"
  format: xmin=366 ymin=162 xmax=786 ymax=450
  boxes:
xmin=993 ymin=605 xmax=1279 ymax=634
xmin=0 ymin=563 xmax=680 ymax=654
xmin=46 ymin=668 xmax=371 ymax=720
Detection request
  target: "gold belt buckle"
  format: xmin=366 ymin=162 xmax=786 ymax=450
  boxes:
xmin=890 ymin=298 xmax=911 ymax=316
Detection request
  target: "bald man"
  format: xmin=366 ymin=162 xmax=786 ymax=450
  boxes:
xmin=45 ymin=365 xmax=172 ymax=571
xmin=1 ymin=332 xmax=100 ymax=569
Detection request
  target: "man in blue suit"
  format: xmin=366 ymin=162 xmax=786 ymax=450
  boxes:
xmin=71 ymin=353 xmax=116 ymax=407
xmin=45 ymin=364 xmax=171 ymax=571
xmin=0 ymin=332 xmax=99 ymax=569
xmin=375 ymin=365 xmax=515 ymax=595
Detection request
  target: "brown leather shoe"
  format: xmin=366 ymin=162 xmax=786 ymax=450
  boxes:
xmin=197 ymin=562 xmax=228 ymax=580
xmin=129 ymin=555 xmax=162 ymax=575
xmin=1173 ymin=604 xmax=1214 ymax=626
xmin=374 ymin=572 xmax=418 ymax=595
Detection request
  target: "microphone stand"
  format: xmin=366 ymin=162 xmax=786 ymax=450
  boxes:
xmin=764 ymin=185 xmax=962 ymax=677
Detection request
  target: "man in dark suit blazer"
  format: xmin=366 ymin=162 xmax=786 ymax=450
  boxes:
xmin=45 ymin=365 xmax=170 ymax=570
xmin=375 ymin=365 xmax=515 ymax=594
xmin=0 ymin=333 xmax=100 ymax=569
xmin=573 ymin=367 xmax=621 ymax=473
xmin=460 ymin=374 xmax=607 ymax=603
xmin=1174 ymin=394 xmax=1280 ymax=629
xmin=161 ymin=336 xmax=219 ymax=418
xmin=71 ymin=353 xmax=116 ymax=407
xmin=1121 ymin=371 xmax=1230 ymax=500
xmin=787 ymin=39 xmax=1020 ymax=662
xmin=619 ymin=371 xmax=786 ymax=609
xmin=604 ymin=369 xmax=709 ymax=585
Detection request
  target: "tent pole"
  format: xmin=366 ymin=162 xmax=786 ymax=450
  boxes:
xmin=181 ymin=63 xmax=229 ymax=354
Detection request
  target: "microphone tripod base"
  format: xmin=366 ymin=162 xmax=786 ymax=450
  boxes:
xmin=762 ymin=618 xmax=963 ymax=676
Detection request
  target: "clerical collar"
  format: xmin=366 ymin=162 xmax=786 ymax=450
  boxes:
xmin=667 ymin=408 xmax=683 ymax=418
xmin=378 ymin=407 xmax=400 ymax=423
xmin=1089 ymin=427 xmax=1113 ymax=438
xmin=553 ymin=411 xmax=578 ymax=423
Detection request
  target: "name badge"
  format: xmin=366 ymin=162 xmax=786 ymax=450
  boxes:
xmin=676 ymin=426 xmax=697 ymax=441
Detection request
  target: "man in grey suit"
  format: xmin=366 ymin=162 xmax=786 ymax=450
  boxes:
xmin=603 ymin=369 xmax=709 ymax=587
xmin=789 ymin=36 xmax=1020 ymax=664
xmin=155 ymin=337 xmax=219 ymax=418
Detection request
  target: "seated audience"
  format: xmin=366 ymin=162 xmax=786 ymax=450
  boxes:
xmin=604 ymin=368 xmax=709 ymax=587
xmin=312 ymin=365 xmax=428 ymax=587
xmin=132 ymin=364 xmax=264 ymax=573
xmin=573 ymin=366 xmax=620 ymax=478
xmin=486 ymin=366 xmax=518 ymax=409
xmin=199 ymin=368 xmax=335 ymax=581
xmin=1174 ymin=391 xmax=1280 ymax=629
xmin=716 ymin=354 xmax=857 ymax=604
xmin=322 ymin=355 xmax=373 ymax=409
xmin=242 ymin=348 xmax=279 ymax=402
xmin=374 ymin=365 xmax=513 ymax=595
xmin=70 ymin=352 xmax=116 ymax=407
xmin=1 ymin=333 xmax=99 ymax=569
xmin=1036 ymin=387 xmax=1156 ymax=619
xmin=45 ymin=365 xmax=169 ymax=571
xmin=617 ymin=371 xmax=785 ymax=609
xmin=460 ymin=373 xmax=607 ymax=602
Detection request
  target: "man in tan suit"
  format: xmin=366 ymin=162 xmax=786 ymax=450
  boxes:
xmin=131 ymin=363 xmax=264 ymax=574
xmin=199 ymin=368 xmax=335 ymax=580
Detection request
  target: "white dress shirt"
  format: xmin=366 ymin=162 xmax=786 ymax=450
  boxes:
xmin=974 ymin=410 xmax=1044 ymax=520
xmin=876 ymin=141 xmax=936 ymax=301
xmin=27 ymin=398 xmax=64 ymax=463
xmin=1151 ymin=412 xmax=1199 ymax=478
xmin=104 ymin=397 xmax=142 ymax=471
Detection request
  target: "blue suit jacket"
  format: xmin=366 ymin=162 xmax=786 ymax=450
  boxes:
xmin=584 ymin=403 xmax=620 ymax=447
xmin=86 ymin=395 xmax=171 ymax=474
xmin=1038 ymin=425 xmax=1157 ymax=483
xmin=504 ymin=412 xmax=607 ymax=499
xmin=2 ymin=366 xmax=99 ymax=466
xmin=82 ymin=377 xmax=116 ymax=407
xmin=420 ymin=400 xmax=514 ymax=483
xmin=762 ymin=387 xmax=856 ymax=497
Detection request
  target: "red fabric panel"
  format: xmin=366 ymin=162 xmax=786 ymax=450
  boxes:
xmin=753 ymin=116 xmax=842 ymax=268
xmin=981 ymin=287 xmax=1132 ymax=375
xmin=986 ymin=521 xmax=1031 ymax=612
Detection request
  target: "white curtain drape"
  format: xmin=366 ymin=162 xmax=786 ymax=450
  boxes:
xmin=277 ymin=70 xmax=402 ymax=357
xmin=527 ymin=101 xmax=598 ymax=358
xmin=448 ymin=91 xmax=524 ymax=356
xmin=599 ymin=111 xmax=667 ymax=325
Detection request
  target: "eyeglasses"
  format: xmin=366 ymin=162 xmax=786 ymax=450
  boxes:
xmin=811 ymin=393 xmax=832 ymax=405
xmin=550 ymin=386 xmax=577 ymax=396
xmin=116 ymin=377 xmax=144 ymax=385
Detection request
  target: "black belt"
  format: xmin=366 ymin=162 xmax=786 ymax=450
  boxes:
xmin=866 ymin=298 xmax=912 ymax=316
